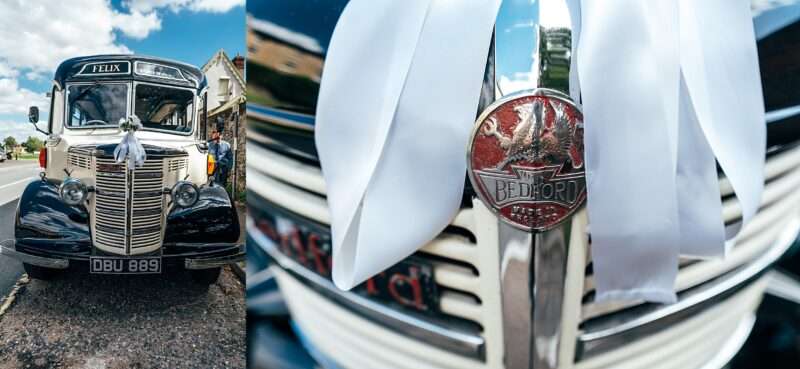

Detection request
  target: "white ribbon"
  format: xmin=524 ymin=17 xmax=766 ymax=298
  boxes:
xmin=574 ymin=0 xmax=765 ymax=303
xmin=316 ymin=0 xmax=765 ymax=302
xmin=114 ymin=115 xmax=147 ymax=169
xmin=316 ymin=0 xmax=501 ymax=289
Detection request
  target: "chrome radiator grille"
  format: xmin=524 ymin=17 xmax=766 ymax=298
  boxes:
xmin=94 ymin=157 xmax=165 ymax=255
xmin=247 ymin=143 xmax=504 ymax=367
xmin=574 ymin=144 xmax=800 ymax=365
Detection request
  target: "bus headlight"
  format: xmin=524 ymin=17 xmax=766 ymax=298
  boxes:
xmin=172 ymin=181 xmax=199 ymax=208
xmin=59 ymin=178 xmax=87 ymax=206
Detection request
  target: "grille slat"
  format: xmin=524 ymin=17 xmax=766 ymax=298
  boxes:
xmin=68 ymin=152 xmax=91 ymax=170
xmin=248 ymin=144 xmax=490 ymax=352
xmin=91 ymin=156 xmax=167 ymax=255
xmin=169 ymin=158 xmax=188 ymax=172
xmin=578 ymin=145 xmax=800 ymax=332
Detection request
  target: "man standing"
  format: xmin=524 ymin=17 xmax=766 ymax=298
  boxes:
xmin=208 ymin=116 xmax=233 ymax=188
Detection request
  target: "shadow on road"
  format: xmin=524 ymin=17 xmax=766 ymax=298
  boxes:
xmin=22 ymin=270 xmax=220 ymax=314
xmin=0 ymin=268 xmax=245 ymax=369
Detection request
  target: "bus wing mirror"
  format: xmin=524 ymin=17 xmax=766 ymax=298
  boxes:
xmin=28 ymin=106 xmax=39 ymax=124
xmin=28 ymin=106 xmax=48 ymax=135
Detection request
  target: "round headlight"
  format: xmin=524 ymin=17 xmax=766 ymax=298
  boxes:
xmin=172 ymin=181 xmax=199 ymax=208
xmin=59 ymin=178 xmax=87 ymax=206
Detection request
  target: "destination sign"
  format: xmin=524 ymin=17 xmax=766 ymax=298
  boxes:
xmin=76 ymin=61 xmax=131 ymax=76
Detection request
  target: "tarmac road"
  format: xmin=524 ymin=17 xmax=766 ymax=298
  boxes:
xmin=0 ymin=160 xmax=40 ymax=206
xmin=0 ymin=160 xmax=40 ymax=304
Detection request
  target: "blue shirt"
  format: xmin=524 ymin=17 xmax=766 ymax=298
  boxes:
xmin=208 ymin=139 xmax=233 ymax=171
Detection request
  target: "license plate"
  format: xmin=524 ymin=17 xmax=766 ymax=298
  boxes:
xmin=90 ymin=256 xmax=162 ymax=274
xmin=251 ymin=201 xmax=439 ymax=313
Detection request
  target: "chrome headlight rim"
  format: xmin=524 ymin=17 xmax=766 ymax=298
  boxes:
xmin=59 ymin=178 xmax=88 ymax=206
xmin=171 ymin=181 xmax=199 ymax=208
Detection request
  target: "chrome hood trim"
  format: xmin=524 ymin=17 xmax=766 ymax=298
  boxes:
xmin=492 ymin=1 xmax=576 ymax=368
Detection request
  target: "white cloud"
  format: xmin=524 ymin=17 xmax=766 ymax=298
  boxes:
xmin=0 ymin=0 xmax=161 ymax=123
xmin=188 ymin=0 xmax=244 ymax=13
xmin=124 ymin=0 xmax=244 ymax=14
xmin=247 ymin=15 xmax=324 ymax=54
xmin=539 ymin=0 xmax=572 ymax=28
xmin=0 ymin=0 xmax=141 ymax=73
xmin=113 ymin=10 xmax=162 ymax=40
xmin=0 ymin=78 xmax=48 ymax=115
xmin=24 ymin=71 xmax=46 ymax=81
xmin=498 ymin=72 xmax=538 ymax=96
xmin=0 ymin=119 xmax=45 ymax=143
xmin=0 ymin=62 xmax=18 ymax=78
xmin=0 ymin=0 xmax=241 ymax=135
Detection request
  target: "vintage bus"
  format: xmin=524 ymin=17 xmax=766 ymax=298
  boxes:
xmin=1 ymin=55 xmax=243 ymax=284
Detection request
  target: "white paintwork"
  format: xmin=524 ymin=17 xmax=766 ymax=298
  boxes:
xmin=42 ymin=79 xmax=209 ymax=256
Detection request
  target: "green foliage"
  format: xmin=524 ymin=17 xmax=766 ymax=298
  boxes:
xmin=22 ymin=136 xmax=44 ymax=153
xmin=224 ymin=183 xmax=247 ymax=204
xmin=3 ymin=136 xmax=16 ymax=150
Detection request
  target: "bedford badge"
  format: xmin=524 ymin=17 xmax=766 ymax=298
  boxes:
xmin=467 ymin=89 xmax=586 ymax=231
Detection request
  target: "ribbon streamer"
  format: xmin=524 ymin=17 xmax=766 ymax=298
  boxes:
xmin=114 ymin=115 xmax=147 ymax=169
xmin=574 ymin=0 xmax=765 ymax=303
xmin=316 ymin=0 xmax=502 ymax=290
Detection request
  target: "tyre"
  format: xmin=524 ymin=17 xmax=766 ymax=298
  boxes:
xmin=190 ymin=267 xmax=221 ymax=285
xmin=23 ymin=263 xmax=59 ymax=280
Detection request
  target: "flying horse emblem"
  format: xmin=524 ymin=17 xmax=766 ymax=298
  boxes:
xmin=481 ymin=99 xmax=582 ymax=170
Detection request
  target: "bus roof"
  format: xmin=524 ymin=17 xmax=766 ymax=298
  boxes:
xmin=54 ymin=54 xmax=207 ymax=91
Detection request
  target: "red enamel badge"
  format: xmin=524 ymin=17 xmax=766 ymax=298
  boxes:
xmin=467 ymin=89 xmax=586 ymax=231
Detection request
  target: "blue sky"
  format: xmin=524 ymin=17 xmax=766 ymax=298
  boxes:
xmin=112 ymin=0 xmax=245 ymax=72
xmin=0 ymin=0 xmax=245 ymax=142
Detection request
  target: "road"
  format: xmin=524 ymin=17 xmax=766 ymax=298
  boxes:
xmin=0 ymin=161 xmax=39 ymax=305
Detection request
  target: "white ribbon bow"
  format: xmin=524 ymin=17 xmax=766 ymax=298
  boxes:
xmin=114 ymin=115 xmax=147 ymax=169
xmin=572 ymin=0 xmax=765 ymax=303
xmin=316 ymin=0 xmax=765 ymax=302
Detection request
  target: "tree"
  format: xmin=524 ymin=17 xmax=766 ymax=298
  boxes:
xmin=3 ymin=136 xmax=16 ymax=150
xmin=22 ymin=136 xmax=44 ymax=153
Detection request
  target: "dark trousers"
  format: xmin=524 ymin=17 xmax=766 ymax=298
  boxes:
xmin=216 ymin=168 xmax=230 ymax=188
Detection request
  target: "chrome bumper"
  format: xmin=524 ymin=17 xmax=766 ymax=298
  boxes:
xmin=184 ymin=244 xmax=245 ymax=270
xmin=0 ymin=240 xmax=69 ymax=269
xmin=1 ymin=239 xmax=243 ymax=270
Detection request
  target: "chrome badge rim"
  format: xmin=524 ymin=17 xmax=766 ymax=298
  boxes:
xmin=467 ymin=88 xmax=586 ymax=232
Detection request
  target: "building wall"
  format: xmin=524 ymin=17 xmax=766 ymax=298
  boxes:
xmin=247 ymin=28 xmax=323 ymax=82
xmin=205 ymin=56 xmax=246 ymax=112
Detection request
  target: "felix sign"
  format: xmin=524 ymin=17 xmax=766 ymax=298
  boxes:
xmin=76 ymin=61 xmax=130 ymax=76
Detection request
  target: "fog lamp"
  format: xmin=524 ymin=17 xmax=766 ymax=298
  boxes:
xmin=59 ymin=178 xmax=87 ymax=206
xmin=172 ymin=181 xmax=199 ymax=208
